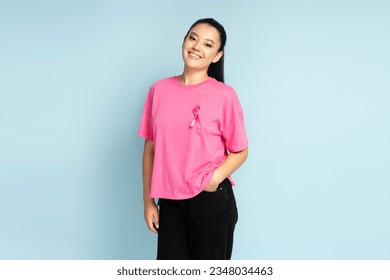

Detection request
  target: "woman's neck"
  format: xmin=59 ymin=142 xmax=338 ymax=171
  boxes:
xmin=179 ymin=70 xmax=209 ymax=85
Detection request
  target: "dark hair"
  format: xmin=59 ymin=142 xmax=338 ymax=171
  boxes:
xmin=185 ymin=18 xmax=227 ymax=83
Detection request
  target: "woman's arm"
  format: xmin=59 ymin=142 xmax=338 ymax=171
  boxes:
xmin=204 ymin=147 xmax=249 ymax=192
xmin=142 ymin=139 xmax=159 ymax=233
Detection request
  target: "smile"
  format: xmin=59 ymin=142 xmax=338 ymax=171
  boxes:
xmin=189 ymin=52 xmax=201 ymax=59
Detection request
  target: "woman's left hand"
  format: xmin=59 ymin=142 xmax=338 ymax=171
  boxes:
xmin=204 ymin=171 xmax=223 ymax=192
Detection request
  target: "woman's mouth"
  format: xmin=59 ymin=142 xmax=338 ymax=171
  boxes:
xmin=189 ymin=52 xmax=201 ymax=59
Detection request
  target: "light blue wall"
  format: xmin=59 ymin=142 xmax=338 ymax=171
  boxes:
xmin=1 ymin=0 xmax=389 ymax=259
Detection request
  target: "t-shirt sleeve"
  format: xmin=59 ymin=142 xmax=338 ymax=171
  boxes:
xmin=138 ymin=86 xmax=154 ymax=141
xmin=220 ymin=89 xmax=248 ymax=152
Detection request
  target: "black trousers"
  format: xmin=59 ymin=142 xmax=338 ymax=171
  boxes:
xmin=157 ymin=178 xmax=238 ymax=260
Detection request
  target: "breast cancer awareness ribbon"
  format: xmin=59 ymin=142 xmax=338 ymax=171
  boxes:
xmin=189 ymin=105 xmax=201 ymax=128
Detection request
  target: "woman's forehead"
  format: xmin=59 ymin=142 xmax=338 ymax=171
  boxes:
xmin=189 ymin=23 xmax=220 ymax=42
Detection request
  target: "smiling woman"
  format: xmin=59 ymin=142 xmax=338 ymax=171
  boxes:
xmin=138 ymin=18 xmax=248 ymax=260
xmin=181 ymin=24 xmax=224 ymax=80
xmin=181 ymin=18 xmax=227 ymax=84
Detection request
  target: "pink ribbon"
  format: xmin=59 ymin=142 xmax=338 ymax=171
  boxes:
xmin=189 ymin=105 xmax=201 ymax=128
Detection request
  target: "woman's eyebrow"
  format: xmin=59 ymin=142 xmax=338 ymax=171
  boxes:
xmin=189 ymin=32 xmax=215 ymax=44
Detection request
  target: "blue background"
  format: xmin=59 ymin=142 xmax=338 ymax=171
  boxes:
xmin=1 ymin=0 xmax=389 ymax=259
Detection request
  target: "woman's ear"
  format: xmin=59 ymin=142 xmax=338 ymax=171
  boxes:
xmin=212 ymin=51 xmax=223 ymax=63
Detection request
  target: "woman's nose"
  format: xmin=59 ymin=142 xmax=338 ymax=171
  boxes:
xmin=192 ymin=41 xmax=201 ymax=51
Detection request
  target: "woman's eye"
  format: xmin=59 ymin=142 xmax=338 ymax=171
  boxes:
xmin=189 ymin=36 xmax=196 ymax=41
xmin=205 ymin=44 xmax=212 ymax=48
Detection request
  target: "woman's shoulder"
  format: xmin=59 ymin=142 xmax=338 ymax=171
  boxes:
xmin=151 ymin=76 xmax=177 ymax=88
xmin=209 ymin=78 xmax=237 ymax=97
xmin=146 ymin=77 xmax=177 ymax=98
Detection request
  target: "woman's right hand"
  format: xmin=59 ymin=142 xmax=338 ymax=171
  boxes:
xmin=144 ymin=200 xmax=159 ymax=234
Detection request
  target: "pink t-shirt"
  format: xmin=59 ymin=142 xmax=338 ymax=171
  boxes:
xmin=138 ymin=76 xmax=248 ymax=199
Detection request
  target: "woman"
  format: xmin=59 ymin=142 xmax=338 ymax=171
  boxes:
xmin=138 ymin=18 xmax=248 ymax=260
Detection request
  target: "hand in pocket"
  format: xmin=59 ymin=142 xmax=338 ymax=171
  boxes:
xmin=203 ymin=171 xmax=223 ymax=192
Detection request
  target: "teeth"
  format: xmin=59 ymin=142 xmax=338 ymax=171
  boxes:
xmin=189 ymin=53 xmax=200 ymax=59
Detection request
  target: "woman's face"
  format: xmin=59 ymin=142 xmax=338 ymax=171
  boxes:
xmin=182 ymin=23 xmax=223 ymax=71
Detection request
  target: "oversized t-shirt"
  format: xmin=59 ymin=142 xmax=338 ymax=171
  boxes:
xmin=138 ymin=76 xmax=248 ymax=199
